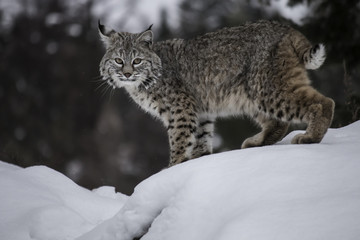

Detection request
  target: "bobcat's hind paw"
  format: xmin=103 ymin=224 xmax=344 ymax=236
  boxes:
xmin=241 ymin=137 xmax=263 ymax=149
xmin=291 ymin=133 xmax=321 ymax=144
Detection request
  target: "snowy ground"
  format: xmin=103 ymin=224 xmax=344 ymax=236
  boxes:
xmin=1 ymin=121 xmax=360 ymax=240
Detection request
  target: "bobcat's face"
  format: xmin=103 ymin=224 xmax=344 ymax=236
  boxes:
xmin=98 ymin=23 xmax=161 ymax=89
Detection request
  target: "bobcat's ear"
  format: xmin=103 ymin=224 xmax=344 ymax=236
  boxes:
xmin=137 ymin=29 xmax=153 ymax=48
xmin=98 ymin=20 xmax=116 ymax=48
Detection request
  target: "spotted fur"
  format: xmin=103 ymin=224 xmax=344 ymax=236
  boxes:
xmin=98 ymin=20 xmax=335 ymax=166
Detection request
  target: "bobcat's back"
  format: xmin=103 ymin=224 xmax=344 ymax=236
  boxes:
xmin=154 ymin=21 xmax=320 ymax=115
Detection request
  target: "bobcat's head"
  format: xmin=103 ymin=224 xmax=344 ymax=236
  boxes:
xmin=98 ymin=22 xmax=162 ymax=90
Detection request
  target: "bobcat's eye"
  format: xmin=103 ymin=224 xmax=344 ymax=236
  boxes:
xmin=133 ymin=58 xmax=142 ymax=65
xmin=114 ymin=58 xmax=123 ymax=65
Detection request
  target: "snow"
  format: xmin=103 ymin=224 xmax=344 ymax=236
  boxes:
xmin=1 ymin=121 xmax=360 ymax=240
xmin=0 ymin=162 xmax=127 ymax=240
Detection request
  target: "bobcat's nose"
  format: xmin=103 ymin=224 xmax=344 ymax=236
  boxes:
xmin=124 ymin=73 xmax=132 ymax=78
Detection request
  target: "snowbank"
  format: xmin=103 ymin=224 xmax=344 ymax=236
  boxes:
xmin=1 ymin=121 xmax=360 ymax=240
xmin=0 ymin=162 xmax=127 ymax=240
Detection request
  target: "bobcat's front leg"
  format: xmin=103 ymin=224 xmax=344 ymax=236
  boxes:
xmin=167 ymin=98 xmax=198 ymax=166
xmin=192 ymin=117 xmax=215 ymax=158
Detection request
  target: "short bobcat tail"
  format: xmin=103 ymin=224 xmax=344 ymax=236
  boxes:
xmin=303 ymin=44 xmax=326 ymax=70
xmin=289 ymin=30 xmax=326 ymax=70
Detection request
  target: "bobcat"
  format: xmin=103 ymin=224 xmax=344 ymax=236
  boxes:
xmin=98 ymin=20 xmax=334 ymax=166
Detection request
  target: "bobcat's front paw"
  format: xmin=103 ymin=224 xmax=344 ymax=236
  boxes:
xmin=291 ymin=133 xmax=321 ymax=144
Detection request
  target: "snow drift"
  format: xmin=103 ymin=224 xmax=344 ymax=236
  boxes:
xmin=1 ymin=121 xmax=360 ymax=240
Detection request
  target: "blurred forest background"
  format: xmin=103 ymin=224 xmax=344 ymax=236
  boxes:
xmin=1 ymin=0 xmax=359 ymax=194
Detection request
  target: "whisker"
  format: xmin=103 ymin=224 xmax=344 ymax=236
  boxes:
xmin=100 ymin=84 xmax=110 ymax=98
xmin=94 ymin=80 xmax=108 ymax=92
xmin=91 ymin=75 xmax=104 ymax=81
xmin=91 ymin=78 xmax=106 ymax=83
xmin=108 ymin=87 xmax=116 ymax=104
xmin=100 ymin=86 xmax=109 ymax=96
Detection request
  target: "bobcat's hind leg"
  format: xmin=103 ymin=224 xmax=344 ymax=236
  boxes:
xmin=242 ymin=114 xmax=289 ymax=149
xmin=290 ymin=87 xmax=335 ymax=144
xmin=192 ymin=117 xmax=215 ymax=159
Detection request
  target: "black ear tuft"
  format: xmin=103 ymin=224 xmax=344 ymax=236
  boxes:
xmin=146 ymin=24 xmax=154 ymax=31
xmin=98 ymin=20 xmax=106 ymax=35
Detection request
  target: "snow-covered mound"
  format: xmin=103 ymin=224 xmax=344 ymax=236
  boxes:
xmin=0 ymin=162 xmax=127 ymax=240
xmin=1 ymin=121 xmax=360 ymax=240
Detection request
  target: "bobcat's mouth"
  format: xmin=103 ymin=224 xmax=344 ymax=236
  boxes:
xmin=107 ymin=73 xmax=157 ymax=89
xmin=120 ymin=78 xmax=136 ymax=82
xmin=107 ymin=73 xmax=138 ymax=88
xmin=119 ymin=73 xmax=141 ymax=83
